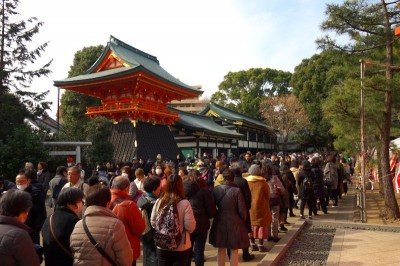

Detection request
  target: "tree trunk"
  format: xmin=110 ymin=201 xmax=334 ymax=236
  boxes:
xmin=282 ymin=134 xmax=289 ymax=153
xmin=0 ymin=0 xmax=6 ymax=91
xmin=380 ymin=0 xmax=400 ymax=219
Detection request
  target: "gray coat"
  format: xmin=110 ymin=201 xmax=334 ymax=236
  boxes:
xmin=323 ymin=162 xmax=339 ymax=190
xmin=0 ymin=215 xmax=40 ymax=266
xmin=208 ymin=181 xmax=250 ymax=249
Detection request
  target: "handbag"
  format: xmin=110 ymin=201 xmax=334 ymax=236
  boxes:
xmin=82 ymin=217 xmax=117 ymax=266
xmin=49 ymin=214 xmax=73 ymax=258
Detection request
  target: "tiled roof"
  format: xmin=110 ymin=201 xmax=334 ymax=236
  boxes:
xmin=171 ymin=108 xmax=243 ymax=139
xmin=54 ymin=36 xmax=201 ymax=96
xmin=199 ymin=102 xmax=273 ymax=131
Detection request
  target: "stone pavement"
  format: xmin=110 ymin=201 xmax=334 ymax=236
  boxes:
xmin=137 ymin=182 xmax=400 ymax=265
xmin=325 ymin=183 xmax=400 ymax=266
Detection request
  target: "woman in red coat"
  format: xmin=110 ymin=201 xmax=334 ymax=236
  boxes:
xmin=111 ymin=176 xmax=146 ymax=266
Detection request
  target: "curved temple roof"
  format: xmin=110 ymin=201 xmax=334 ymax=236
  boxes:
xmin=171 ymin=107 xmax=243 ymax=139
xmin=54 ymin=35 xmax=202 ymax=96
xmin=200 ymin=102 xmax=274 ymax=132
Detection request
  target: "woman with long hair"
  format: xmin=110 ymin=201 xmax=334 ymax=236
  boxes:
xmin=150 ymin=174 xmax=196 ymax=266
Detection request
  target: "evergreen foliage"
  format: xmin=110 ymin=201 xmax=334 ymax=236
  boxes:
xmin=211 ymin=68 xmax=292 ymax=118
xmin=0 ymin=0 xmax=51 ymax=179
xmin=59 ymin=45 xmax=104 ymax=141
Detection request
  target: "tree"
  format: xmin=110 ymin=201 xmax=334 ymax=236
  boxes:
xmin=0 ymin=0 xmax=52 ymax=110
xmin=317 ymin=0 xmax=400 ymax=219
xmin=0 ymin=92 xmax=28 ymax=141
xmin=83 ymin=116 xmax=113 ymax=166
xmin=291 ymin=49 xmax=356 ymax=149
xmin=59 ymin=45 xmax=103 ymax=140
xmin=0 ymin=125 xmax=49 ymax=180
xmin=259 ymin=94 xmax=309 ymax=152
xmin=0 ymin=0 xmax=52 ymax=180
xmin=322 ymin=77 xmax=383 ymax=156
xmin=211 ymin=68 xmax=292 ymax=118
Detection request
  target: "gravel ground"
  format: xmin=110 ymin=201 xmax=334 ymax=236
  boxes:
xmin=277 ymin=222 xmax=336 ymax=266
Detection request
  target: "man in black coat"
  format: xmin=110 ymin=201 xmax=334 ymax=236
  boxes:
xmin=16 ymin=170 xmax=47 ymax=244
xmin=137 ymin=176 xmax=161 ymax=266
xmin=183 ymin=176 xmax=216 ymax=265
xmin=41 ymin=188 xmax=84 ymax=266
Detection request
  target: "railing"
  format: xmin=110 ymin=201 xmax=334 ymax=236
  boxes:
xmin=86 ymin=98 xmax=179 ymax=124
xmin=356 ymin=174 xmax=367 ymax=223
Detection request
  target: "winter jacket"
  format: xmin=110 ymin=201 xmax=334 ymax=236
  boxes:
xmin=24 ymin=181 xmax=47 ymax=243
xmin=245 ymin=175 xmax=272 ymax=226
xmin=48 ymin=174 xmax=68 ymax=207
xmin=298 ymin=169 xmax=315 ymax=200
xmin=37 ymin=169 xmax=53 ymax=196
xmin=110 ymin=189 xmax=146 ymax=261
xmin=290 ymin=166 xmax=300 ymax=193
xmin=280 ymin=173 xmax=291 ymax=209
xmin=137 ymin=193 xmax=157 ymax=244
xmin=70 ymin=205 xmax=133 ymax=266
xmin=41 ymin=207 xmax=79 ymax=266
xmin=198 ymin=166 xmax=214 ymax=189
xmin=150 ymin=198 xmax=196 ymax=251
xmin=137 ymin=193 xmax=158 ymax=266
xmin=0 ymin=180 xmax=16 ymax=194
xmin=233 ymin=173 xmax=252 ymax=232
xmin=183 ymin=180 xmax=216 ymax=233
xmin=267 ymin=175 xmax=285 ymax=207
xmin=233 ymin=174 xmax=252 ymax=210
xmin=208 ymin=181 xmax=250 ymax=249
xmin=62 ymin=179 xmax=89 ymax=196
xmin=0 ymin=215 xmax=40 ymax=266
xmin=241 ymin=160 xmax=253 ymax=173
xmin=311 ymin=166 xmax=327 ymax=198
xmin=323 ymin=162 xmax=339 ymax=190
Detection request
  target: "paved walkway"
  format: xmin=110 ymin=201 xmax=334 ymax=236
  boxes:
xmin=137 ymin=182 xmax=400 ymax=265
xmin=325 ymin=183 xmax=400 ymax=266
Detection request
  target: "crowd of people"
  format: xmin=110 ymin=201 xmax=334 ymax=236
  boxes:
xmin=0 ymin=151 xmax=355 ymax=266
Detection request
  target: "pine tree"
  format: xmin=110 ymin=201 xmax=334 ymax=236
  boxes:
xmin=0 ymin=0 xmax=52 ymax=116
xmin=318 ymin=0 xmax=400 ymax=219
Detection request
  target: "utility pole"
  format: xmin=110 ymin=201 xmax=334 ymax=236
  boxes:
xmin=360 ymin=59 xmax=367 ymax=223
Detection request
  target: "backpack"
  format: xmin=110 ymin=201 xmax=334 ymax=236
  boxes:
xmin=302 ymin=175 xmax=313 ymax=191
xmin=140 ymin=208 xmax=152 ymax=235
xmin=153 ymin=201 xmax=182 ymax=249
xmin=323 ymin=172 xmax=333 ymax=187
xmin=52 ymin=178 xmax=68 ymax=199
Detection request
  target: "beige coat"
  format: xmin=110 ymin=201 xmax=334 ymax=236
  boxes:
xmin=245 ymin=175 xmax=272 ymax=226
xmin=290 ymin=167 xmax=300 ymax=193
xmin=70 ymin=205 xmax=133 ymax=266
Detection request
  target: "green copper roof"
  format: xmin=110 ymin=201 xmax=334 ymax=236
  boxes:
xmin=54 ymin=36 xmax=202 ymax=95
xmin=199 ymin=102 xmax=273 ymax=131
xmin=171 ymin=108 xmax=243 ymax=139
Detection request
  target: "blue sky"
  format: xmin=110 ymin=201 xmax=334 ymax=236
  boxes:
xmin=18 ymin=0 xmax=342 ymax=117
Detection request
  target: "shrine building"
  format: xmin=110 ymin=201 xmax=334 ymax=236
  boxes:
xmin=54 ymin=36 xmax=202 ymax=161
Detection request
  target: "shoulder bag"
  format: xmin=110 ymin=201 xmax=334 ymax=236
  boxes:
xmin=82 ymin=217 xmax=117 ymax=266
xmin=49 ymin=214 xmax=73 ymax=258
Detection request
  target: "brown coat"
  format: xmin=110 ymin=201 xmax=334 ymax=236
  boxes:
xmin=245 ymin=175 xmax=272 ymax=226
xmin=70 ymin=205 xmax=133 ymax=266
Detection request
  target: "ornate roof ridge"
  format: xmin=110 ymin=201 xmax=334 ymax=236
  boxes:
xmin=110 ymin=35 xmax=159 ymax=64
